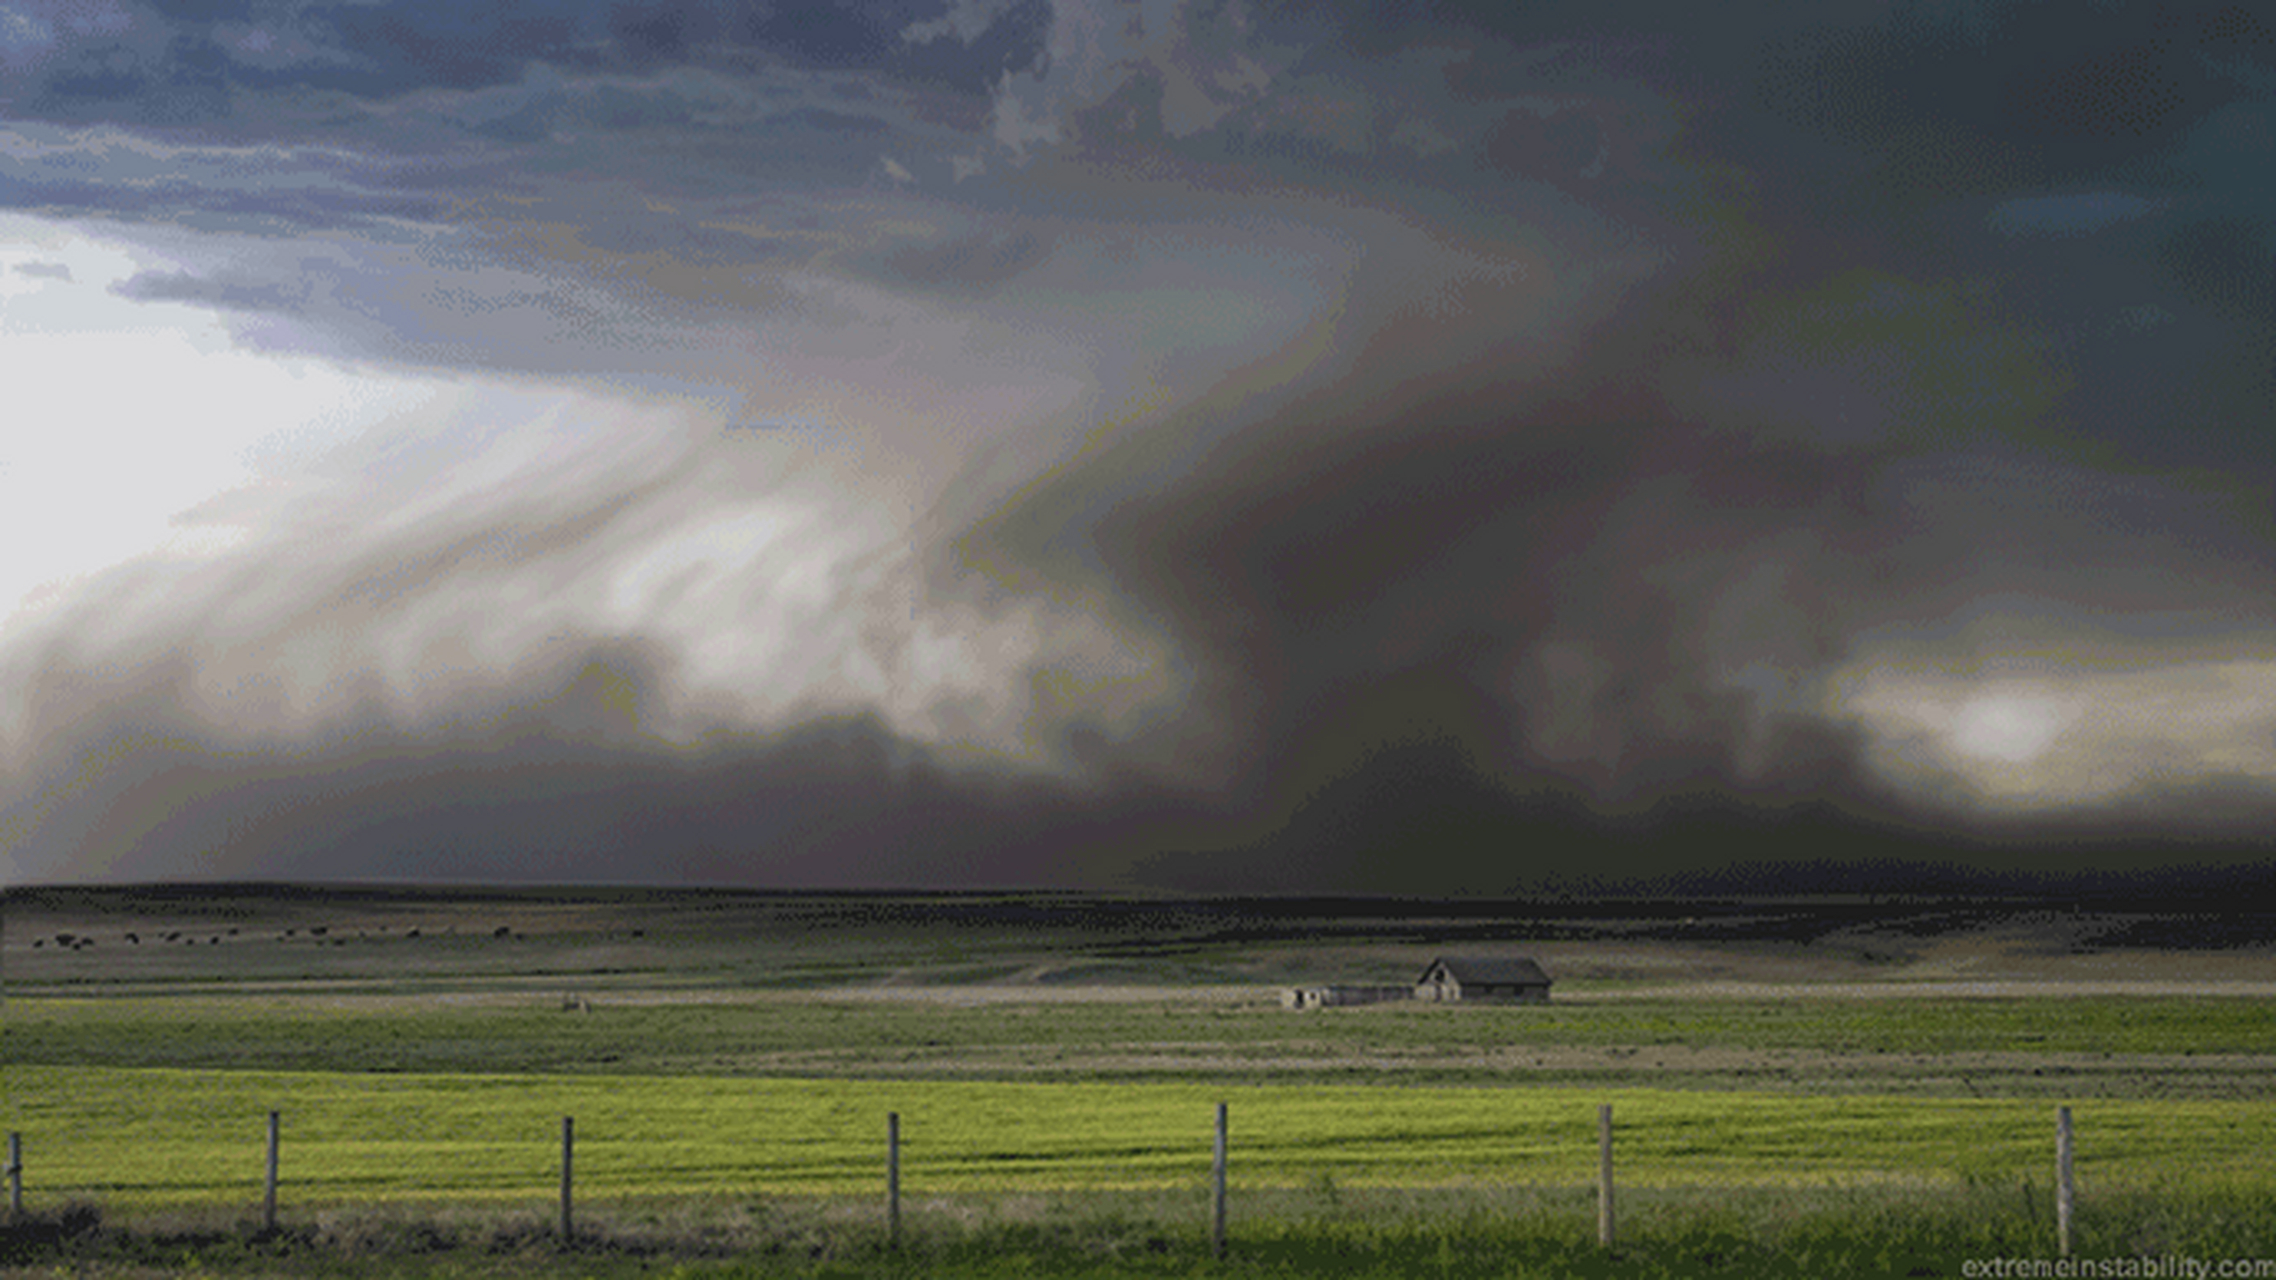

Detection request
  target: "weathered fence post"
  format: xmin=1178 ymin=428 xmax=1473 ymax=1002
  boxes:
xmin=886 ymin=1111 xmax=901 ymax=1248
xmin=2055 ymin=1106 xmax=2074 ymax=1257
xmin=1597 ymin=1103 xmax=1615 ymax=1250
xmin=7 ymin=1131 xmax=21 ymax=1219
xmin=560 ymin=1116 xmax=575 ymax=1243
xmin=1212 ymin=1101 xmax=1228 ymax=1260
xmin=263 ymin=1110 xmax=280 ymax=1233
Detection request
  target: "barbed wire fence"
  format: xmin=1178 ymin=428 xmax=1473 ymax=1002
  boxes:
xmin=2 ymin=1099 xmax=2105 ymax=1258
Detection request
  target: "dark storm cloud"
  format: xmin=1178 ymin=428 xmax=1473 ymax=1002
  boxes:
xmin=891 ymin=0 xmax=1051 ymax=95
xmin=940 ymin=221 xmax=2276 ymax=890
xmin=0 ymin=119 xmax=448 ymax=231
xmin=1987 ymin=192 xmax=2167 ymax=238
xmin=0 ymin=0 xmax=1042 ymax=116
xmin=7 ymin=0 xmax=2276 ymax=892
xmin=33 ymin=30 xmax=233 ymax=123
xmin=0 ymin=169 xmax=445 ymax=228
xmin=2 ymin=634 xmax=1127 ymax=888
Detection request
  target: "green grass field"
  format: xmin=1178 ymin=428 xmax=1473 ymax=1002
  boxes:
xmin=10 ymin=1064 xmax=2275 ymax=1205
xmin=9 ymin=1065 xmax=2276 ymax=1277
xmin=9 ymin=989 xmax=2274 ymax=1096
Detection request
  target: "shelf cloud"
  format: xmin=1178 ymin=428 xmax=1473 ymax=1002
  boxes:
xmin=5 ymin=0 xmax=2274 ymax=892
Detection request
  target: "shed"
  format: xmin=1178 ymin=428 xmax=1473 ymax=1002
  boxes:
xmin=1281 ymin=984 xmax=1411 ymax=1011
xmin=1414 ymin=956 xmax=1551 ymax=1004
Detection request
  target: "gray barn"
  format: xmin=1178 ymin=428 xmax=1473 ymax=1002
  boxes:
xmin=1414 ymin=956 xmax=1552 ymax=1004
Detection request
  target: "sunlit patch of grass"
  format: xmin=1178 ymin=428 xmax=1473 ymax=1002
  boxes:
xmin=9 ymin=1066 xmax=2276 ymax=1216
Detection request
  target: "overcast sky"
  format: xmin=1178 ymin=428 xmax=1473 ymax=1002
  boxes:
xmin=4 ymin=0 xmax=2273 ymax=893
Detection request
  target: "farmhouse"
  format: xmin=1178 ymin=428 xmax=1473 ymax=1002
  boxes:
xmin=1414 ymin=956 xmax=1552 ymax=1004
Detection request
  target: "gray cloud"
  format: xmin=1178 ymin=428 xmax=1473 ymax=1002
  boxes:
xmin=878 ymin=222 xmax=1049 ymax=293
xmin=0 ymin=119 xmax=448 ymax=231
xmin=111 ymin=266 xmax=310 ymax=313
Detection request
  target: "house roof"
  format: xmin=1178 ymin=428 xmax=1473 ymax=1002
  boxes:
xmin=1420 ymin=956 xmax=1551 ymax=986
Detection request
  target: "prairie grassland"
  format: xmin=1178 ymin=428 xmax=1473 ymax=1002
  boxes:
xmin=10 ymin=888 xmax=2276 ymax=1274
xmin=7 ymin=1104 xmax=2276 ymax=1278
xmin=10 ymin=1064 xmax=2275 ymax=1210
xmin=14 ymin=886 xmax=2276 ymax=1001
xmin=10 ymin=988 xmax=2274 ymax=1097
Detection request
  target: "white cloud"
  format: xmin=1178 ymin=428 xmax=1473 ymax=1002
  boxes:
xmin=1944 ymin=690 xmax=2074 ymax=765
xmin=0 ymin=213 xmax=437 ymax=622
xmin=1825 ymin=649 xmax=2276 ymax=811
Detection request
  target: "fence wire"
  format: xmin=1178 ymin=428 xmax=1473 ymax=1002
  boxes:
xmin=10 ymin=1063 xmax=2269 ymax=1253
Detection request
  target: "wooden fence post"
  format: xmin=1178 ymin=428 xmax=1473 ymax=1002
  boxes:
xmin=1212 ymin=1102 xmax=1228 ymax=1260
xmin=2055 ymin=1106 xmax=2074 ymax=1257
xmin=560 ymin=1116 xmax=575 ymax=1243
xmin=7 ymin=1131 xmax=21 ymax=1219
xmin=878 ymin=1106 xmax=896 ymax=1248
xmin=263 ymin=1111 xmax=280 ymax=1233
xmin=887 ymin=1112 xmax=901 ymax=1248
xmin=1597 ymin=1103 xmax=1615 ymax=1250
